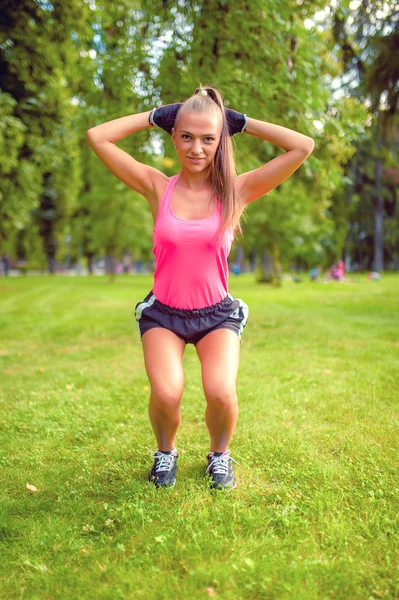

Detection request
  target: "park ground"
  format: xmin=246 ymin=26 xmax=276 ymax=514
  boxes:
xmin=0 ymin=273 xmax=398 ymax=599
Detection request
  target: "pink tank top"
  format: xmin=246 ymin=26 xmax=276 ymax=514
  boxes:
xmin=152 ymin=174 xmax=235 ymax=309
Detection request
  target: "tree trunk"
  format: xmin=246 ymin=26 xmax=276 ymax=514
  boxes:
xmin=43 ymin=237 xmax=57 ymax=274
xmin=256 ymin=247 xmax=282 ymax=286
xmin=374 ymin=105 xmax=384 ymax=272
xmin=87 ymin=253 xmax=95 ymax=275
xmin=235 ymin=245 xmax=245 ymax=272
xmin=261 ymin=250 xmax=273 ymax=281
xmin=256 ymin=250 xmax=273 ymax=283
xmin=271 ymin=242 xmax=282 ymax=287
xmin=250 ymin=246 xmax=256 ymax=272
xmin=344 ymin=159 xmax=356 ymax=272
xmin=105 ymin=252 xmax=116 ymax=283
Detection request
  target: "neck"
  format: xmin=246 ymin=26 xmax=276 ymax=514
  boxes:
xmin=178 ymin=166 xmax=212 ymax=191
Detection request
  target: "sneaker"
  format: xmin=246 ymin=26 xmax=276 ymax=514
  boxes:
xmin=205 ymin=450 xmax=238 ymax=490
xmin=148 ymin=449 xmax=178 ymax=488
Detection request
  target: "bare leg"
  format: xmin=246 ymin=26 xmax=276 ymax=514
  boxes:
xmin=195 ymin=328 xmax=240 ymax=453
xmin=141 ymin=327 xmax=186 ymax=451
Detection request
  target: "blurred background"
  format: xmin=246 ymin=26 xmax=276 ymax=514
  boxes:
xmin=0 ymin=0 xmax=398 ymax=284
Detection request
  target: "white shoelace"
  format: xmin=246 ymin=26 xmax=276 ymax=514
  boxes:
xmin=152 ymin=451 xmax=176 ymax=472
xmin=205 ymin=452 xmax=239 ymax=475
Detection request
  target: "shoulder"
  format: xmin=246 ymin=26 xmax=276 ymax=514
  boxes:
xmin=146 ymin=169 xmax=171 ymax=204
xmin=144 ymin=170 xmax=172 ymax=220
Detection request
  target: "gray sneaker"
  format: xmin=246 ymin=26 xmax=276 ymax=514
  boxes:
xmin=148 ymin=449 xmax=178 ymax=487
xmin=205 ymin=450 xmax=238 ymax=490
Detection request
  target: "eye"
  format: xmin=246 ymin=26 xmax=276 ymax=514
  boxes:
xmin=181 ymin=135 xmax=215 ymax=142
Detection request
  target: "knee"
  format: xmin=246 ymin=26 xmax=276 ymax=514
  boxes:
xmin=205 ymin=386 xmax=238 ymax=411
xmin=150 ymin=385 xmax=183 ymax=412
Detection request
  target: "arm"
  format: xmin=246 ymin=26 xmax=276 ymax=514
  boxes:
xmin=236 ymin=117 xmax=314 ymax=206
xmin=86 ymin=110 xmax=166 ymax=203
xmin=244 ymin=117 xmax=313 ymax=151
xmin=86 ymin=110 xmax=153 ymax=143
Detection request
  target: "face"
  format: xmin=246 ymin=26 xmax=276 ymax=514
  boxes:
xmin=171 ymin=110 xmax=222 ymax=171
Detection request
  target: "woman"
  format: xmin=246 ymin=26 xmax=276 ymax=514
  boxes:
xmin=86 ymin=85 xmax=314 ymax=491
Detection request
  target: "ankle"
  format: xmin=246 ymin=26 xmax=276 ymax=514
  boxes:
xmin=209 ymin=449 xmax=229 ymax=456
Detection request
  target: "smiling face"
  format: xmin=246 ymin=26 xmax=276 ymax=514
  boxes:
xmin=171 ymin=110 xmax=223 ymax=172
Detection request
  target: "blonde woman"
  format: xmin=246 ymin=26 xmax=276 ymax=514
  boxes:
xmin=86 ymin=85 xmax=314 ymax=490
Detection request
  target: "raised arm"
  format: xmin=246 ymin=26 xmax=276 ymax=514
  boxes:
xmin=86 ymin=110 xmax=167 ymax=208
xmin=87 ymin=110 xmax=153 ymax=143
xmin=236 ymin=117 xmax=314 ymax=206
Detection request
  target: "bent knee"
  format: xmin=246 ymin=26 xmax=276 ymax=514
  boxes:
xmin=204 ymin=386 xmax=238 ymax=410
xmin=150 ymin=385 xmax=183 ymax=411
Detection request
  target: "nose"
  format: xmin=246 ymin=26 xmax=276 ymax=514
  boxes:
xmin=192 ymin=139 xmax=203 ymax=155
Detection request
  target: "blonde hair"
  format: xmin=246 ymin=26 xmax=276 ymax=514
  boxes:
xmin=174 ymin=83 xmax=247 ymax=240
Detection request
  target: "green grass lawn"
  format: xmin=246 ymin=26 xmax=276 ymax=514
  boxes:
xmin=1 ymin=273 xmax=398 ymax=600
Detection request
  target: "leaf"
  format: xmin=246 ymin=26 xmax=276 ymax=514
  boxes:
xmin=26 ymin=483 xmax=37 ymax=492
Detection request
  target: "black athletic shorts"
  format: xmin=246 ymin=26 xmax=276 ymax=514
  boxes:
xmin=134 ymin=290 xmax=249 ymax=346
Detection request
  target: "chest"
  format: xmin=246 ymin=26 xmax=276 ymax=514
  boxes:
xmin=171 ymin=188 xmax=217 ymax=220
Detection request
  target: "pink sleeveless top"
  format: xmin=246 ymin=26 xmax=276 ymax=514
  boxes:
xmin=152 ymin=174 xmax=235 ymax=309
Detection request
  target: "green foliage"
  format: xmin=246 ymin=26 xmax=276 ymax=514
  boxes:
xmin=0 ymin=0 xmax=397 ymax=276
xmin=0 ymin=92 xmax=41 ymax=245
xmin=342 ymin=116 xmax=399 ymax=270
xmin=0 ymin=0 xmax=93 ymax=262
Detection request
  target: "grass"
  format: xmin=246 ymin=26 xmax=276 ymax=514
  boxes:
xmin=0 ymin=273 xmax=398 ymax=600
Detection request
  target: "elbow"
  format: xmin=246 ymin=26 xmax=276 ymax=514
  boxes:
xmin=86 ymin=129 xmax=94 ymax=145
xmin=293 ymin=138 xmax=314 ymax=155
xmin=86 ymin=129 xmax=111 ymax=146
xmin=304 ymin=138 xmax=315 ymax=154
xmin=86 ymin=128 xmax=103 ymax=146
xmin=86 ymin=128 xmax=96 ymax=143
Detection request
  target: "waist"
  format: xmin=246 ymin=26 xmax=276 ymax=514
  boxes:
xmin=150 ymin=291 xmax=233 ymax=315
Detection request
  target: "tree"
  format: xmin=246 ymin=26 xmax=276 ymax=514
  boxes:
xmin=0 ymin=0 xmax=92 ymax=270
xmin=331 ymin=0 xmax=399 ymax=271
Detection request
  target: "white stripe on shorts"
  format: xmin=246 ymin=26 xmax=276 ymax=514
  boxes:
xmin=227 ymin=294 xmax=249 ymax=339
xmin=135 ymin=293 xmax=157 ymax=332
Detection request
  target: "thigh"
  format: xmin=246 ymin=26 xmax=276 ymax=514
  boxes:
xmin=195 ymin=329 xmax=240 ymax=397
xmin=142 ymin=328 xmax=186 ymax=398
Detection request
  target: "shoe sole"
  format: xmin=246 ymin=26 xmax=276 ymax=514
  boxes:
xmin=148 ymin=477 xmax=176 ymax=488
xmin=209 ymin=481 xmax=237 ymax=492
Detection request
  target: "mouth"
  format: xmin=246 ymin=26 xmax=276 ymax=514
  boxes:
xmin=188 ymin=157 xmax=204 ymax=163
